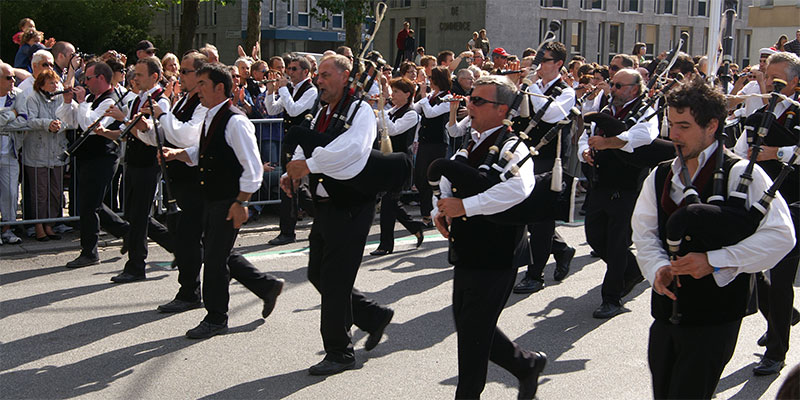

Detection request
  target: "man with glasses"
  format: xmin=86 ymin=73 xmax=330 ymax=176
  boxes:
xmin=472 ymin=49 xmax=485 ymax=68
xmin=50 ymin=41 xmax=76 ymax=81
xmin=57 ymin=60 xmax=130 ymax=267
xmin=578 ymin=68 xmax=659 ymax=319
xmin=18 ymin=50 xmax=56 ymax=96
xmin=512 ymin=41 xmax=578 ymax=295
xmin=433 ymin=75 xmax=546 ymax=399
xmin=0 ymin=62 xmax=28 ymax=245
xmin=264 ymin=55 xmax=318 ymax=246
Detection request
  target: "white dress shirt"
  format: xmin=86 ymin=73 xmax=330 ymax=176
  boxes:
xmin=581 ymin=89 xmax=605 ymax=114
xmin=446 ymin=115 xmax=471 ymax=138
xmin=264 ymin=77 xmax=318 ymax=117
xmin=412 ymin=90 xmax=450 ymax=118
xmin=733 ymin=95 xmax=799 ymax=165
xmin=138 ymin=93 xmax=207 ymax=149
xmin=184 ymin=99 xmax=263 ymax=194
xmin=737 ymin=80 xmax=766 ymax=118
xmin=289 ymin=100 xmax=376 ymax=197
xmin=431 ymin=125 xmax=535 ymax=218
xmin=379 ymin=105 xmax=419 ymax=137
xmin=577 ymin=98 xmax=659 ymax=161
xmin=56 ymin=91 xmax=116 ymax=132
xmin=632 ymin=141 xmax=795 ymax=288
xmin=126 ymin=86 xmax=172 ymax=147
xmin=527 ymin=76 xmax=576 ymax=124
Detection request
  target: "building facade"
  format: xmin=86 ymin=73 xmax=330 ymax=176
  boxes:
xmin=747 ymin=0 xmax=800 ymax=61
xmin=377 ymin=0 xmax=756 ymax=68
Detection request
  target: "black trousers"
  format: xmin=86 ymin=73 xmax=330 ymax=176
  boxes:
xmin=584 ymin=187 xmax=642 ymax=306
xmin=307 ymin=200 xmax=389 ymax=363
xmin=277 ymin=183 xmax=313 ymax=238
xmin=122 ymin=165 xmax=174 ymax=276
xmin=524 ymin=220 xmax=569 ymax=280
xmin=453 ymin=266 xmax=539 ymax=399
xmin=756 ymin=211 xmax=800 ymax=361
xmin=378 ymin=191 xmax=422 ymax=252
xmin=202 ymin=198 xmax=282 ymax=325
xmin=167 ymin=180 xmax=204 ymax=302
xmin=76 ymin=155 xmax=129 ymax=258
xmin=648 ymin=319 xmax=741 ymax=399
xmin=415 ymin=142 xmax=447 ymax=218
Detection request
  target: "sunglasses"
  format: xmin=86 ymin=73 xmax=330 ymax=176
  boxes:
xmin=540 ymin=58 xmax=556 ymax=63
xmin=180 ymin=69 xmax=195 ymax=75
xmin=41 ymin=62 xmax=53 ymax=68
xmin=85 ymin=74 xmax=98 ymax=81
xmin=287 ymin=66 xmax=301 ymax=72
xmin=2 ymin=76 xmax=13 ymax=81
xmin=611 ymin=82 xmax=635 ymax=89
xmin=609 ymin=65 xmax=621 ymax=72
xmin=469 ymin=95 xmax=503 ymax=107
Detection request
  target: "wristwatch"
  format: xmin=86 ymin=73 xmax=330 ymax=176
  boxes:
xmin=777 ymin=149 xmax=784 ymax=160
xmin=234 ymin=199 xmax=250 ymax=207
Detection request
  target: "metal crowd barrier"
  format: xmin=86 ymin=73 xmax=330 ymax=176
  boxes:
xmin=0 ymin=119 xmax=285 ymax=230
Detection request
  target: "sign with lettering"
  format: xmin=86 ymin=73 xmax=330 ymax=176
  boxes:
xmin=440 ymin=21 xmax=471 ymax=31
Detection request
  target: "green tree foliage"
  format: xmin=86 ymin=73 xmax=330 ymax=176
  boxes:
xmin=309 ymin=0 xmax=372 ymax=55
xmin=0 ymin=0 xmax=162 ymax=63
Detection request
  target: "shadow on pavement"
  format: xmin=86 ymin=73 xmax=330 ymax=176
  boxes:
xmin=717 ymin=360 xmax=779 ymax=400
xmin=0 ymin=319 xmax=263 ymax=399
xmin=200 ymin=368 xmax=326 ymax=399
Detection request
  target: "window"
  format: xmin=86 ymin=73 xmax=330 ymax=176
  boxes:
xmin=541 ymin=0 xmax=566 ymax=7
xmin=619 ymin=0 xmax=640 ymax=12
xmin=692 ymin=0 xmax=708 ymax=16
xmin=332 ymin=12 xmax=343 ymax=29
xmin=636 ymin=24 xmax=658 ymax=58
xmin=674 ymin=27 xmax=691 ymax=53
xmin=287 ymin=0 xmax=293 ymax=25
xmin=269 ymin=0 xmax=276 ymax=26
xmin=608 ymin=23 xmax=622 ymax=63
xmin=582 ymin=0 xmax=603 ymax=9
xmin=211 ymin=1 xmax=217 ymax=26
xmin=417 ymin=17 xmax=426 ymax=49
xmin=702 ymin=27 xmax=709 ymax=54
xmin=656 ymin=0 xmax=675 ymax=14
xmin=570 ymin=21 xmax=585 ymax=56
xmin=298 ymin=0 xmax=310 ymax=27
xmin=597 ymin=23 xmax=605 ymax=62
xmin=539 ymin=19 xmax=548 ymax=44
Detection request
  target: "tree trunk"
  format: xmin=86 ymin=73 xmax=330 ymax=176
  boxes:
xmin=345 ymin=10 xmax=362 ymax=56
xmin=245 ymin=0 xmax=262 ymax=59
xmin=178 ymin=0 xmax=200 ymax=57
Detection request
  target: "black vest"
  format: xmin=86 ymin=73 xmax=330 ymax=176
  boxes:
xmin=593 ymin=102 xmax=648 ymax=191
xmin=282 ymin=80 xmax=316 ymax=135
xmin=198 ymin=101 xmax=244 ymax=201
xmin=418 ymin=91 xmax=449 ymax=145
xmin=651 ymin=155 xmax=754 ymax=325
xmin=511 ymin=79 xmax=571 ymax=173
xmin=387 ymin=104 xmax=416 ymax=153
xmin=75 ymin=89 xmax=120 ymax=160
xmin=125 ymin=88 xmax=166 ymax=168
xmin=165 ymin=93 xmax=202 ymax=184
xmin=744 ymin=104 xmax=800 ymax=205
xmin=308 ymin=101 xmax=375 ymax=206
xmin=448 ymin=127 xmax=528 ymax=269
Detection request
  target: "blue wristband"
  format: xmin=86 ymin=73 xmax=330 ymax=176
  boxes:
xmin=713 ymin=267 xmax=720 ymax=273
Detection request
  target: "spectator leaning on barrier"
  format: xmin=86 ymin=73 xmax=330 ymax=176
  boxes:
xmin=0 ymin=62 xmax=28 ymax=244
xmin=23 ymin=69 xmax=67 ymax=241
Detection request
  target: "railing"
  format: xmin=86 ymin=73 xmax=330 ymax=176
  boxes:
xmin=0 ymin=119 xmax=285 ymax=229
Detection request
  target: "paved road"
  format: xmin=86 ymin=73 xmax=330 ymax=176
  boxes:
xmin=1 ymin=215 xmax=798 ymax=399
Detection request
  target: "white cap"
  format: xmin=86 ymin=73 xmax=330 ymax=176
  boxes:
xmin=759 ymin=47 xmax=777 ymax=56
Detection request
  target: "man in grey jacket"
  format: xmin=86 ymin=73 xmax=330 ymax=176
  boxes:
xmin=0 ymin=62 xmax=28 ymax=244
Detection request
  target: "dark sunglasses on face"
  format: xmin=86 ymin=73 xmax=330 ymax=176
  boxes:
xmin=2 ymin=76 xmax=13 ymax=81
xmin=540 ymin=58 xmax=556 ymax=63
xmin=469 ymin=95 xmax=503 ymax=106
xmin=609 ymin=65 xmax=621 ymax=72
xmin=41 ymin=62 xmax=53 ymax=68
xmin=180 ymin=69 xmax=195 ymax=75
xmin=611 ymin=82 xmax=635 ymax=89
xmin=287 ymin=66 xmax=301 ymax=72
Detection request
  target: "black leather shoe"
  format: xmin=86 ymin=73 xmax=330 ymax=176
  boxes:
xmin=308 ymin=359 xmax=356 ymax=376
xmin=65 ymin=254 xmax=100 ymax=268
xmin=370 ymin=248 xmax=392 ymax=256
xmin=111 ymin=272 xmax=146 ymax=284
xmin=593 ymin=302 xmax=624 ymax=319
xmin=413 ymin=223 xmax=425 ymax=248
xmin=753 ymin=357 xmax=785 ymax=376
xmin=47 ymin=234 xmax=62 ymax=240
xmin=268 ymin=234 xmax=295 ymax=246
xmin=261 ymin=279 xmax=285 ymax=319
xmin=513 ymin=277 xmax=545 ymax=294
xmin=621 ymin=275 xmax=645 ymax=298
xmin=365 ymin=309 xmax=394 ymax=351
xmin=120 ymin=235 xmax=128 ymax=255
xmin=186 ymin=320 xmax=228 ymax=339
xmin=757 ymin=332 xmax=768 ymax=347
xmin=518 ymin=352 xmax=547 ymax=399
xmin=157 ymin=298 xmax=202 ymax=313
xmin=553 ymin=246 xmax=575 ymax=281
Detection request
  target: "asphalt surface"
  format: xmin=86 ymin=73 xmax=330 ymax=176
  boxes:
xmin=1 ymin=210 xmax=798 ymax=399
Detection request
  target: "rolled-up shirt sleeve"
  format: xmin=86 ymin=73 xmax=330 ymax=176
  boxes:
xmin=447 ymin=115 xmax=471 ymax=137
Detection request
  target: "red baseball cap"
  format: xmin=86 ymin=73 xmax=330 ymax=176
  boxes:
xmin=492 ymin=47 xmax=510 ymax=57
